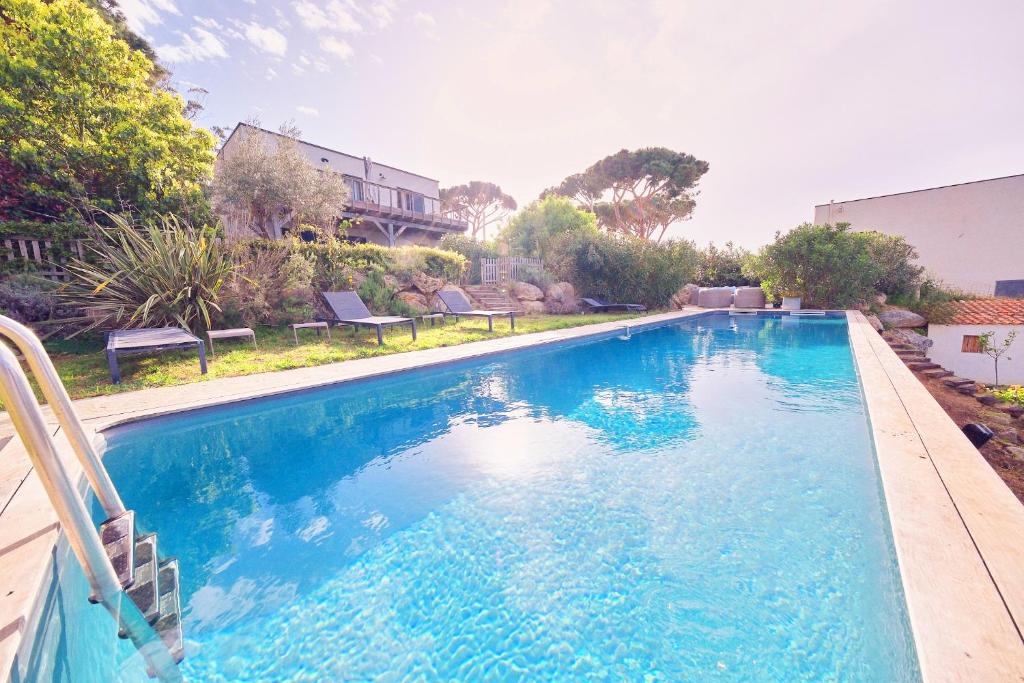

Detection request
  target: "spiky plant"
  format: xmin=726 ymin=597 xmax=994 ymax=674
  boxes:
xmin=59 ymin=213 xmax=235 ymax=335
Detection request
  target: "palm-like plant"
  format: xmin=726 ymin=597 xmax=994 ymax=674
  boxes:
xmin=60 ymin=213 xmax=235 ymax=335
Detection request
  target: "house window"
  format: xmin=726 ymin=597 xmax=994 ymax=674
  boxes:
xmin=962 ymin=335 xmax=982 ymax=353
xmin=412 ymin=194 xmax=425 ymax=213
xmin=347 ymin=178 xmax=364 ymax=202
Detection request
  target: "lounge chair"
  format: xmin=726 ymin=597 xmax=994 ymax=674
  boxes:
xmin=321 ymin=291 xmax=416 ymax=346
xmin=434 ymin=290 xmax=515 ymax=331
xmin=579 ymin=298 xmax=647 ymax=313
xmin=106 ymin=327 xmax=206 ymax=384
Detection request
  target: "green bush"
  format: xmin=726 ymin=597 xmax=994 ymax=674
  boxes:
xmin=220 ymin=242 xmax=316 ymax=327
xmin=357 ymin=268 xmax=416 ymax=317
xmin=516 ymin=265 xmax=554 ymax=291
xmin=745 ymin=223 xmax=923 ymax=308
xmin=438 ymin=234 xmax=499 ymax=283
xmin=887 ymin=277 xmax=973 ymax=324
xmin=547 ymin=230 xmax=699 ymax=308
xmin=0 ymin=274 xmax=79 ymax=324
xmin=696 ymin=242 xmax=756 ymax=287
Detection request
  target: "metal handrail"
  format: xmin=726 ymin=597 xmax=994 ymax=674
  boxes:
xmin=0 ymin=342 xmax=181 ymax=680
xmin=0 ymin=316 xmax=125 ymax=518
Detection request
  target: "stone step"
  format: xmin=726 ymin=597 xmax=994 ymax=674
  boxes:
xmin=976 ymin=394 xmax=999 ymax=406
xmin=956 ymin=384 xmax=979 ymax=395
xmin=921 ymin=368 xmax=953 ymax=379
xmin=943 ymin=376 xmax=976 ymax=388
xmin=896 ymin=352 xmax=926 ymax=361
xmin=906 ymin=361 xmax=940 ymax=371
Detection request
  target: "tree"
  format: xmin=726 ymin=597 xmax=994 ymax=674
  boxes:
xmin=440 ymin=181 xmax=517 ymax=241
xmin=978 ymin=331 xmax=1017 ymax=387
xmin=211 ymin=123 xmax=349 ymax=238
xmin=500 ymin=195 xmax=597 ymax=259
xmin=697 ymin=241 xmax=756 ymax=287
xmin=547 ymin=148 xmax=709 ymax=242
xmin=0 ymin=0 xmax=216 ymax=224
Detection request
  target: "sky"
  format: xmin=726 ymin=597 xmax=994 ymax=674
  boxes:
xmin=118 ymin=0 xmax=1024 ymax=247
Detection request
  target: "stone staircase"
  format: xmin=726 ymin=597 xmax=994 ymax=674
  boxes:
xmin=462 ymin=285 xmax=524 ymax=314
xmin=886 ymin=338 xmax=1024 ymax=418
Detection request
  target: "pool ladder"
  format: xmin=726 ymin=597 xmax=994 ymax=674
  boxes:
xmin=0 ymin=316 xmax=184 ymax=681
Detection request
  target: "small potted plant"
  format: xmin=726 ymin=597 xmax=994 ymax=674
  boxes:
xmin=780 ymin=290 xmax=802 ymax=311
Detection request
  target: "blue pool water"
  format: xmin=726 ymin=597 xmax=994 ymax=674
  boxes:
xmin=32 ymin=313 xmax=918 ymax=681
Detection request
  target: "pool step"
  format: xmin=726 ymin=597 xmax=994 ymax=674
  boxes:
xmin=99 ymin=510 xmax=136 ymax=589
xmin=124 ymin=534 xmax=161 ymax=628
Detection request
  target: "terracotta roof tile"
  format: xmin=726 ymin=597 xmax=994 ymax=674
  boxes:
xmin=948 ymin=298 xmax=1024 ymax=326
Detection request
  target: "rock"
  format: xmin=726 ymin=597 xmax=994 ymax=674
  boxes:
xmin=977 ymin=394 xmax=999 ymax=406
xmin=877 ymin=309 xmax=926 ymax=329
xmin=875 ymin=293 xmax=887 ymax=306
xmin=886 ymin=328 xmax=933 ymax=352
xmin=1008 ymin=446 xmax=1024 ymax=462
xmin=521 ymin=300 xmax=546 ymax=315
xmin=395 ymin=290 xmax=429 ymax=313
xmin=409 ymin=272 xmax=444 ymax=295
xmin=544 ymin=282 xmax=579 ymax=314
xmin=671 ymin=283 xmax=701 ymax=308
xmin=510 ymin=281 xmax=544 ymax=301
xmin=866 ymin=314 xmax=883 ymax=332
xmin=997 ymin=429 xmax=1020 ymax=445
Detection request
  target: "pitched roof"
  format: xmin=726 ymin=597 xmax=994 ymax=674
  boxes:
xmin=948 ymin=298 xmax=1024 ymax=326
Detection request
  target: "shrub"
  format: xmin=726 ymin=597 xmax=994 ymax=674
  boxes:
xmin=859 ymin=231 xmax=924 ymax=296
xmin=390 ymin=245 xmax=466 ymax=282
xmin=59 ymin=213 xmax=234 ymax=334
xmin=746 ymin=223 xmax=877 ymax=308
xmin=886 ymin=277 xmax=972 ymax=323
xmin=500 ymin=195 xmax=598 ymax=259
xmin=357 ymin=268 xmax=416 ymax=317
xmin=0 ymin=274 xmax=78 ymax=324
xmin=438 ymin=234 xmax=499 ymax=283
xmin=517 ymin=265 xmax=554 ymax=291
xmin=220 ymin=241 xmax=315 ymax=327
xmin=696 ymin=242 xmax=756 ymax=287
xmin=994 ymin=385 xmax=1024 ymax=407
xmin=547 ymin=230 xmax=699 ymax=308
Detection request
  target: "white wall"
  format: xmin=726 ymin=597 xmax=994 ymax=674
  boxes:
xmin=813 ymin=175 xmax=1024 ymax=295
xmin=927 ymin=324 xmax=1024 ymax=385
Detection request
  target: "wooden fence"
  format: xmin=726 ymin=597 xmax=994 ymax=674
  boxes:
xmin=1 ymin=235 xmax=87 ymax=282
xmin=480 ymin=257 xmax=543 ymax=284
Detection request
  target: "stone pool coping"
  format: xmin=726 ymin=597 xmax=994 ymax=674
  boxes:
xmin=0 ymin=308 xmax=1021 ymax=680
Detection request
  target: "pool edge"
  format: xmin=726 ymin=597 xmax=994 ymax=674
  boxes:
xmin=2 ymin=309 xmax=1023 ymax=680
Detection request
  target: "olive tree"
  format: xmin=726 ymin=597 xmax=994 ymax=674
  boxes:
xmin=212 ymin=123 xmax=348 ymax=238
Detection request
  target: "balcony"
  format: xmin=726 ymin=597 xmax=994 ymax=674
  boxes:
xmin=343 ymin=177 xmax=468 ymax=232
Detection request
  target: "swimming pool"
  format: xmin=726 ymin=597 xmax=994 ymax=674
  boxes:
xmin=29 ymin=313 xmax=919 ymax=680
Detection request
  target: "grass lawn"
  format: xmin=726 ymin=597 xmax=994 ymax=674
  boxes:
xmin=36 ymin=313 xmax=642 ymax=402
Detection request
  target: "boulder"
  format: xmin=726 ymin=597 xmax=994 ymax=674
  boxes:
xmin=671 ymin=283 xmax=701 ymax=308
xmin=521 ymin=300 xmax=546 ymax=315
xmin=544 ymin=282 xmax=579 ymax=314
xmin=410 ymin=272 xmax=444 ymax=295
xmin=1008 ymin=446 xmax=1024 ymax=462
xmin=396 ymin=290 xmax=429 ymax=313
xmin=510 ymin=281 xmax=544 ymax=301
xmin=878 ymin=308 xmax=926 ymax=329
xmin=886 ymin=328 xmax=933 ymax=352
xmin=997 ymin=429 xmax=1020 ymax=445
xmin=875 ymin=293 xmax=887 ymax=306
xmin=866 ymin=314 xmax=884 ymax=332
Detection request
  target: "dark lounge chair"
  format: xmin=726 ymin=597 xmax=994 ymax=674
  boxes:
xmin=579 ymin=297 xmax=647 ymax=313
xmin=106 ymin=327 xmax=206 ymax=384
xmin=321 ymin=291 xmax=417 ymax=346
xmin=434 ymin=290 xmax=515 ymax=332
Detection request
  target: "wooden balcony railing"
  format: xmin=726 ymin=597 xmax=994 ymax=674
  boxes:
xmin=343 ymin=177 xmax=468 ymax=230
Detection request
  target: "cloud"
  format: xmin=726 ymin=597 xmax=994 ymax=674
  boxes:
xmin=367 ymin=0 xmax=396 ymax=28
xmin=294 ymin=0 xmax=362 ymax=33
xmin=296 ymin=105 xmax=320 ymax=117
xmin=157 ymin=27 xmax=228 ymax=63
xmin=116 ymin=0 xmax=180 ymax=35
xmin=413 ymin=11 xmax=437 ymax=28
xmin=320 ymin=36 xmax=354 ymax=61
xmin=243 ymin=22 xmax=288 ymax=57
xmin=266 ymin=66 xmax=279 ymax=79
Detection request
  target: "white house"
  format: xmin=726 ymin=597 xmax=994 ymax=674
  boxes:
xmin=927 ymin=299 xmax=1024 ymax=385
xmin=216 ymin=123 xmax=468 ymax=246
xmin=813 ymin=174 xmax=1024 ymax=295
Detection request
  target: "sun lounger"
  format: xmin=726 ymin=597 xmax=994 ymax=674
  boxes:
xmin=579 ymin=297 xmax=647 ymax=313
xmin=434 ymin=290 xmax=515 ymax=332
xmin=106 ymin=327 xmax=206 ymax=384
xmin=321 ymin=291 xmax=417 ymax=346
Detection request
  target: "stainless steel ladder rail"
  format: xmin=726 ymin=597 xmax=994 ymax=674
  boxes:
xmin=0 ymin=331 xmax=181 ymax=680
